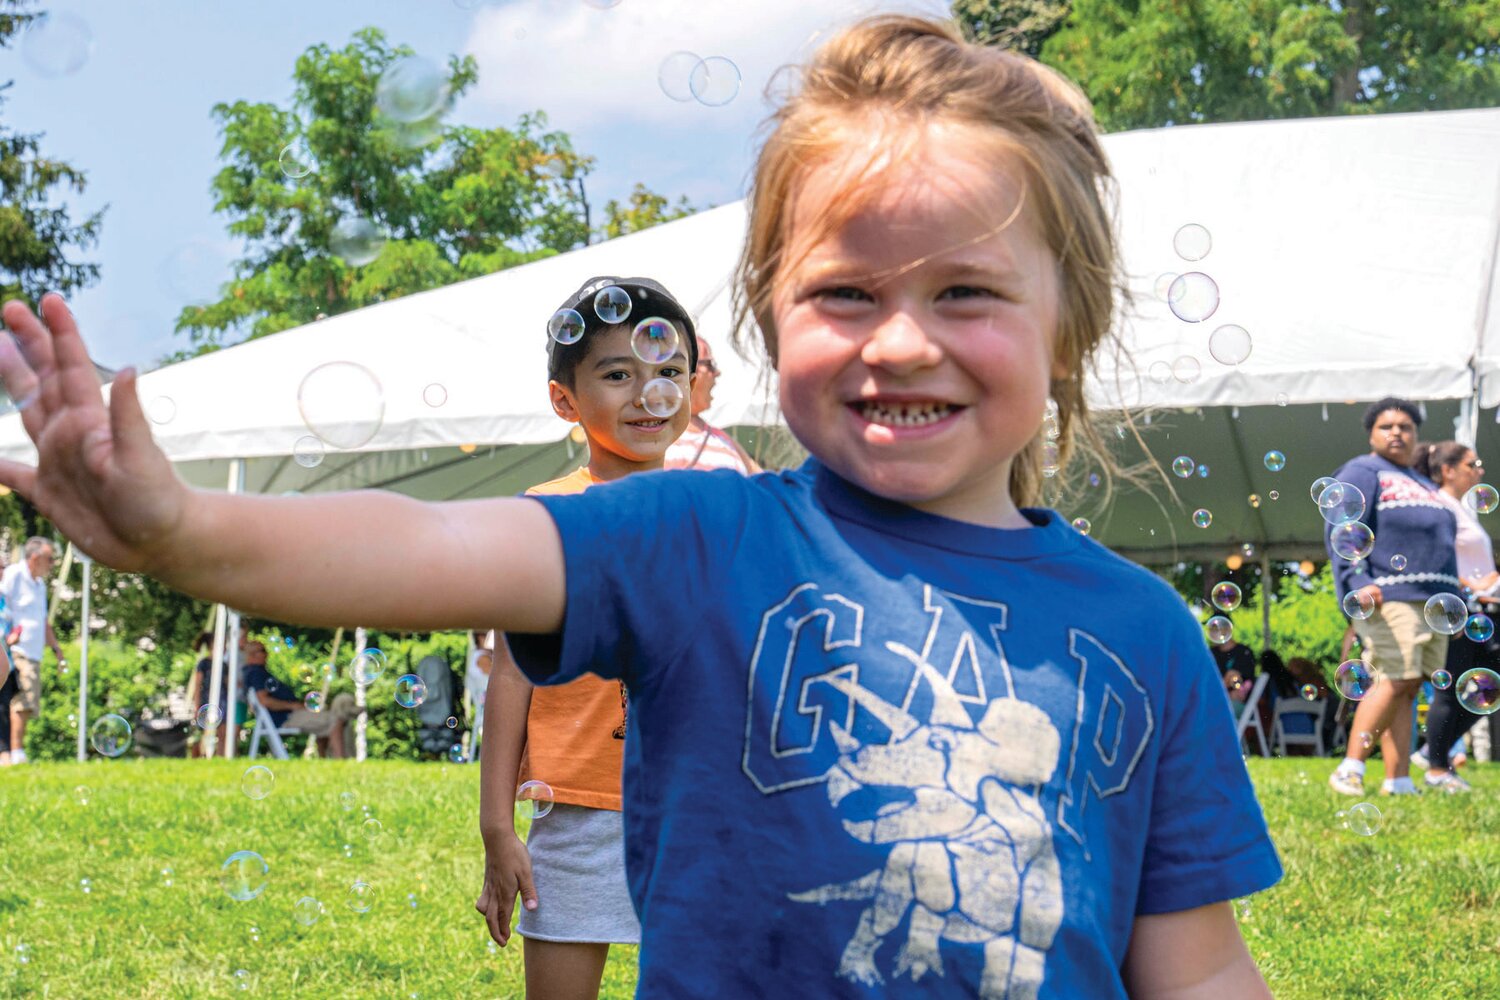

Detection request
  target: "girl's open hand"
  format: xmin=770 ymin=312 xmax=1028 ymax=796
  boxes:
xmin=0 ymin=294 xmax=188 ymax=573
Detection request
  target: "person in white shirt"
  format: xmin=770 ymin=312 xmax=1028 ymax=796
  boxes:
xmin=0 ymin=537 xmax=66 ymax=765
xmin=467 ymin=629 xmax=494 ymax=739
xmin=663 ymin=339 xmax=761 ymax=474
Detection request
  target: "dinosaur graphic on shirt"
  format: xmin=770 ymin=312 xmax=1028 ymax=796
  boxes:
xmin=788 ymin=643 xmax=1064 ymax=999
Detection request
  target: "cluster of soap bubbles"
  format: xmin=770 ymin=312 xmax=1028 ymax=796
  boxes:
xmin=1151 ymin=223 xmax=1259 ymax=377
xmin=658 ymin=51 xmax=741 ymax=107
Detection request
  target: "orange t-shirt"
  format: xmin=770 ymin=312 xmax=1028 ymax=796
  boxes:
xmin=517 ymin=466 xmax=629 ymax=811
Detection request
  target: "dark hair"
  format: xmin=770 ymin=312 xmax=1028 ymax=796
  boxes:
xmin=194 ymin=630 xmax=214 ymax=653
xmin=1361 ymin=397 xmax=1421 ymax=432
xmin=547 ymin=277 xmax=699 ymax=389
xmin=1413 ymin=440 xmax=1471 ymax=483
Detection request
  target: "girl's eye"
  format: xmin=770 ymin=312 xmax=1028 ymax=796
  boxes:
xmin=659 ymin=367 xmax=683 ymax=379
xmin=604 ymin=371 xmax=630 ymax=381
xmin=939 ymin=285 xmax=999 ymax=301
xmin=815 ymin=286 xmax=872 ymax=302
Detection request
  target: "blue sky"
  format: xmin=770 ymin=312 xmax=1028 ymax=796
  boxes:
xmin=3 ymin=0 xmax=944 ymax=369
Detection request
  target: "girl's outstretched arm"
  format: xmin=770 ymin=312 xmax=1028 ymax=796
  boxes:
xmin=0 ymin=294 xmax=564 ymax=635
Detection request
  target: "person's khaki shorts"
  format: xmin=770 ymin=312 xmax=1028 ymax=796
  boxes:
xmin=8 ymin=650 xmax=40 ymax=715
xmin=285 ymin=692 xmax=357 ymax=736
xmin=1354 ymin=599 xmax=1449 ymax=682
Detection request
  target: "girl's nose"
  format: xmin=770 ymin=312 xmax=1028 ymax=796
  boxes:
xmin=860 ymin=311 xmax=942 ymax=374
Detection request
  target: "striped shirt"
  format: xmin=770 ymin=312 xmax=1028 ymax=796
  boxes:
xmin=665 ymin=422 xmax=753 ymax=473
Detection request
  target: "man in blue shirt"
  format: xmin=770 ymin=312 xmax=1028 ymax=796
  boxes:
xmin=242 ymin=640 xmax=357 ymax=758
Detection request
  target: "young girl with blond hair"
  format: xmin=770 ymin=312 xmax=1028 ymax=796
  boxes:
xmin=0 ymin=15 xmax=1278 ymax=997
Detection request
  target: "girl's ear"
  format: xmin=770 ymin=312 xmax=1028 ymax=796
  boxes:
xmin=548 ymin=379 xmax=581 ymax=424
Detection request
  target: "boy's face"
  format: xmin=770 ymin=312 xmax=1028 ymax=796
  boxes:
xmin=549 ymin=323 xmax=694 ymax=466
xmin=771 ymin=124 xmax=1064 ymax=527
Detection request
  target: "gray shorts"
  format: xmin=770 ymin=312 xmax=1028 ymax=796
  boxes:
xmin=516 ymin=803 xmax=640 ymax=945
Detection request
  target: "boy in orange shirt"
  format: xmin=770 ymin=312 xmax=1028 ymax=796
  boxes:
xmin=475 ymin=276 xmax=697 ymax=999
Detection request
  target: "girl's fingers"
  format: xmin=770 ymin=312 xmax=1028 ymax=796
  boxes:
xmin=0 ymin=459 xmax=37 ymax=499
xmin=108 ymin=368 xmax=155 ymax=468
xmin=1 ymin=299 xmax=61 ymax=414
xmin=0 ymin=328 xmax=45 ymax=428
xmin=42 ymin=294 xmax=107 ymax=411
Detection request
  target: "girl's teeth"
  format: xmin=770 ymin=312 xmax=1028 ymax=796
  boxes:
xmin=859 ymin=402 xmax=953 ymax=427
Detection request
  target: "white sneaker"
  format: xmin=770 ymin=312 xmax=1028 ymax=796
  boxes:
xmin=1410 ymin=750 xmax=1429 ymax=771
xmin=1329 ymin=769 xmax=1365 ymax=796
xmin=1425 ymin=771 xmax=1472 ymax=794
xmin=8 ymin=750 xmax=27 ymax=765
xmin=1380 ymin=779 xmax=1423 ymax=796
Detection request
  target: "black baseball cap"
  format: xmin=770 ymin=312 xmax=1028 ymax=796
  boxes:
xmin=547 ymin=275 xmax=699 ymax=375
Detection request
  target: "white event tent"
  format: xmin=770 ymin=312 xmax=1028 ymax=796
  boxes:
xmin=3 ymin=107 xmax=1498 ymax=754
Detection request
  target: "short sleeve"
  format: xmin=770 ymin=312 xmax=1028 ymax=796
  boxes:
xmin=507 ymin=470 xmax=748 ymax=690
xmin=1136 ymin=613 xmax=1283 ymax=914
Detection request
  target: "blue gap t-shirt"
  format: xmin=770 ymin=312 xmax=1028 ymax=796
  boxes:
xmin=509 ymin=459 xmax=1282 ymax=998
xmin=243 ymin=664 xmax=295 ymax=726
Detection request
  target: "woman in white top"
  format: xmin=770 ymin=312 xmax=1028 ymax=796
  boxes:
xmin=663 ymin=339 xmax=760 ymax=474
xmin=1412 ymin=441 xmax=1497 ymax=792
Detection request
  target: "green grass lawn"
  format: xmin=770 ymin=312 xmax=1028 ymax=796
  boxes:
xmin=0 ymin=757 xmax=1496 ymax=998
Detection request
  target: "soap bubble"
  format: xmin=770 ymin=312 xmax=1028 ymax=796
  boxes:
xmin=1208 ymin=324 xmax=1252 ymax=366
xmin=1071 ymin=517 xmax=1091 ymax=535
xmin=90 ymin=714 xmax=132 ymax=757
xmin=1300 ymin=684 xmax=1319 ymax=701
xmin=297 ymin=361 xmax=384 ymax=449
xmin=1267 ymin=490 xmax=1279 ymax=501
xmin=1248 ymin=494 xmax=1261 ymax=508
xmin=630 ymin=317 xmax=679 ymax=365
xmin=294 ymin=896 xmax=324 ymax=927
xmin=445 ymin=716 xmax=458 ymax=729
xmin=547 ymin=308 xmax=585 ymax=346
xmin=346 ymin=880 xmax=375 ymax=914
xmin=1455 ymin=668 xmax=1500 ymax=715
xmin=1263 ymin=450 xmax=1286 ymax=472
xmin=394 ymin=674 xmax=427 ymax=709
xmin=293 ymin=436 xmax=325 ymax=468
xmin=640 ymin=377 xmax=684 ymax=418
xmin=1172 ymin=456 xmax=1194 ymax=478
xmin=1192 ymin=508 xmax=1212 ymax=529
xmin=1310 ymin=476 xmax=1338 ymax=503
xmin=304 ymin=691 xmax=324 ymax=713
xmin=1464 ymin=484 xmax=1499 ymax=514
xmin=22 ymin=12 xmax=92 ymax=77
xmin=79 ymin=878 xmax=91 ymax=894
xmin=658 ymin=51 xmax=701 ymax=102
xmin=1196 ymin=464 xmax=1209 ymax=478
xmin=447 ymin=743 xmax=470 ymax=764
xmin=339 ymin=791 xmax=357 ymax=812
xmin=278 ymin=138 xmax=315 ymax=179
xmin=1173 ymin=223 xmax=1212 ymax=261
xmin=1317 ymin=482 xmax=1366 ymax=525
xmin=1334 ymin=660 xmax=1375 ymax=700
xmin=1346 ymin=801 xmax=1383 ymax=837
xmin=422 ymin=383 xmax=447 ymax=408
xmin=1391 ymin=554 xmax=1408 ymax=571
xmin=241 ymin=765 xmax=275 ymax=801
xmin=516 ymin=779 xmax=555 ymax=820
xmin=1167 ymin=272 xmax=1220 ymax=323
xmin=1330 ymin=522 xmax=1375 ymax=562
xmin=196 ymin=704 xmax=223 ymax=729
xmin=1432 ymin=668 xmax=1453 ymax=690
xmin=362 ymin=818 xmax=383 ymax=840
xmin=352 ymin=648 xmax=387 ymax=685
xmin=593 ymin=285 xmax=632 ymax=325
xmin=221 ymin=851 xmax=269 ymax=902
xmin=330 ymin=217 xmax=386 ymax=267
xmin=376 ymin=56 xmax=450 ymax=124
xmin=1465 ymin=614 xmax=1495 ymax=643
xmin=1211 ymin=582 xmax=1242 ymax=612
xmin=1146 ymin=360 xmax=1172 ymax=385
xmin=1040 ymin=441 xmax=1060 ymax=478
xmin=1424 ymin=593 xmax=1468 ymax=636
xmin=1342 ymin=590 xmax=1376 ymax=621
xmin=689 ymin=56 xmax=741 ymax=107
xmin=1171 ymin=355 xmax=1202 ymax=384
xmin=74 ymin=784 xmax=91 ymax=805
xmin=1205 ymin=616 xmax=1233 ymax=644
xmin=147 ymin=396 xmax=177 ymax=425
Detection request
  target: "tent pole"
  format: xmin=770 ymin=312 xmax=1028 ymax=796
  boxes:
xmin=353 ymin=627 xmax=368 ymax=762
xmin=221 ymin=459 xmax=247 ymax=758
xmin=74 ymin=554 xmax=91 ymax=762
xmin=203 ymin=462 xmax=240 ymax=757
xmin=1260 ymin=552 xmax=1274 ymax=654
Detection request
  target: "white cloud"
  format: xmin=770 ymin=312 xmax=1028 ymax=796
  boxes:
xmin=458 ymin=0 xmax=951 ymax=132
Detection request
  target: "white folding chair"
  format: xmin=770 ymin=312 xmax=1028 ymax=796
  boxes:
xmin=1272 ymin=698 xmax=1327 ymax=757
xmin=1234 ymin=673 xmax=1271 ymax=757
xmin=247 ymin=695 xmax=302 ymax=760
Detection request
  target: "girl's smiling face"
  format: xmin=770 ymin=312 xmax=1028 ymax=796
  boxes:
xmin=771 ymin=124 xmax=1064 ymax=528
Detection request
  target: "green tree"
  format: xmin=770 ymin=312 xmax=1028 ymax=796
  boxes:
xmin=600 ymin=183 xmax=696 ymax=241
xmin=952 ymin=0 xmax=1070 ymax=56
xmin=955 ymin=0 xmax=1500 ymax=131
xmin=0 ymin=1 xmax=104 ymax=306
xmin=176 ymin=28 xmax=694 ymax=353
